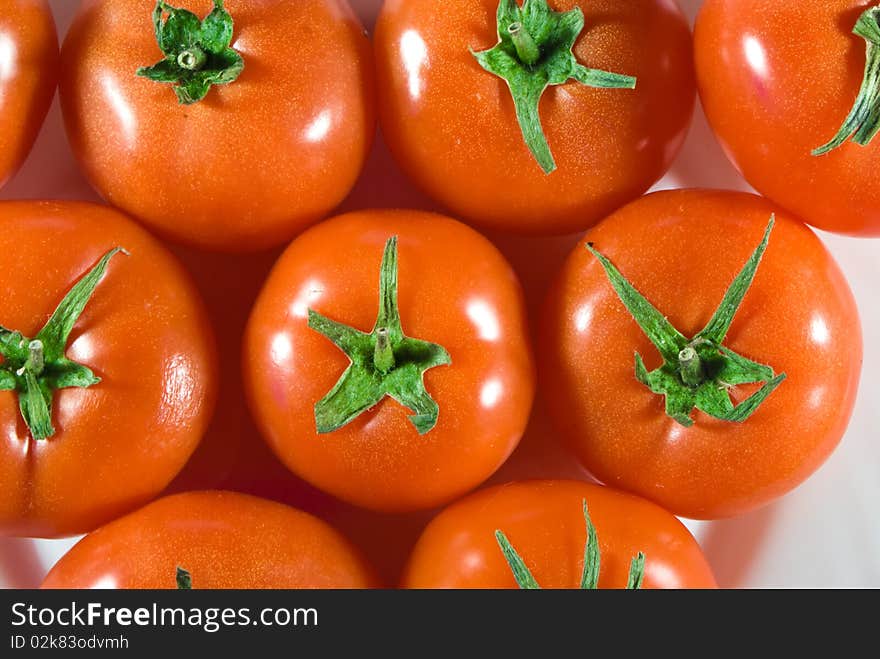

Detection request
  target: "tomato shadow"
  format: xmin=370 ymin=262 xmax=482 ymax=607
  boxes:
xmin=697 ymin=504 xmax=779 ymax=588
xmin=0 ymin=538 xmax=43 ymax=589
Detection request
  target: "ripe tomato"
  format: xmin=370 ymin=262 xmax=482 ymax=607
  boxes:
xmin=41 ymin=491 xmax=376 ymax=589
xmin=402 ymin=480 xmax=716 ymax=588
xmin=696 ymin=0 xmax=880 ymax=236
xmin=0 ymin=0 xmax=59 ymax=190
xmin=374 ymin=0 xmax=695 ymax=235
xmin=244 ymin=210 xmax=535 ymax=513
xmin=541 ymin=190 xmax=862 ymax=519
xmin=60 ymin=0 xmax=375 ymax=252
xmin=0 ymin=201 xmax=217 ymax=538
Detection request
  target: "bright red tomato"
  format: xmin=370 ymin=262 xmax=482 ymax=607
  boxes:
xmin=541 ymin=190 xmax=862 ymax=519
xmin=244 ymin=210 xmax=535 ymax=513
xmin=60 ymin=0 xmax=375 ymax=251
xmin=696 ymin=0 xmax=880 ymax=236
xmin=402 ymin=480 xmax=717 ymax=589
xmin=41 ymin=491 xmax=377 ymax=589
xmin=0 ymin=201 xmax=217 ymax=538
xmin=375 ymin=0 xmax=695 ymax=234
xmin=0 ymin=0 xmax=58 ymax=189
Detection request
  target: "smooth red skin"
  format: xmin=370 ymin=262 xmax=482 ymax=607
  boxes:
xmin=696 ymin=0 xmax=880 ymax=236
xmin=41 ymin=491 xmax=377 ymax=589
xmin=60 ymin=0 xmax=375 ymax=252
xmin=374 ymin=0 xmax=695 ymax=235
xmin=0 ymin=0 xmax=59 ymax=190
xmin=244 ymin=210 xmax=535 ymax=513
xmin=403 ymin=480 xmax=716 ymax=589
xmin=0 ymin=202 xmax=217 ymax=538
xmin=541 ymin=190 xmax=862 ymax=519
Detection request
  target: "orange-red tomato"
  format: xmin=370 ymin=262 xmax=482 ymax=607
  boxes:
xmin=244 ymin=210 xmax=535 ymax=513
xmin=0 ymin=201 xmax=217 ymax=538
xmin=60 ymin=0 xmax=375 ymax=252
xmin=0 ymin=0 xmax=58 ymax=190
xmin=374 ymin=0 xmax=695 ymax=234
xmin=402 ymin=480 xmax=717 ymax=589
xmin=541 ymin=190 xmax=862 ymax=519
xmin=41 ymin=491 xmax=376 ymax=589
xmin=696 ymin=0 xmax=880 ymax=236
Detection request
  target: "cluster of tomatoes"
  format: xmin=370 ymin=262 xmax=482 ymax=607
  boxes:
xmin=1 ymin=0 xmax=873 ymax=589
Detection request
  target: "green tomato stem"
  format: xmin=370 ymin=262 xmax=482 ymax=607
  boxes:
xmin=508 ymin=22 xmax=540 ymax=66
xmin=177 ymin=45 xmax=207 ymax=70
xmin=678 ymin=346 xmax=703 ymax=387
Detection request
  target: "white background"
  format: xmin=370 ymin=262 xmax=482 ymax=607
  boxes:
xmin=1 ymin=0 xmax=877 ymax=588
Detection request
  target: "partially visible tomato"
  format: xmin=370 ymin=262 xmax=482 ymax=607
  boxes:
xmin=696 ymin=0 xmax=880 ymax=236
xmin=0 ymin=0 xmax=58 ymax=190
xmin=541 ymin=190 xmax=862 ymax=519
xmin=41 ymin=491 xmax=377 ymax=589
xmin=374 ymin=0 xmax=695 ymax=234
xmin=402 ymin=480 xmax=717 ymax=589
xmin=0 ymin=201 xmax=217 ymax=538
xmin=244 ymin=209 xmax=535 ymax=513
xmin=60 ymin=0 xmax=375 ymax=252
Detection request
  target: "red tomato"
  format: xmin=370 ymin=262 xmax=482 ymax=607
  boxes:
xmin=244 ymin=210 xmax=535 ymax=513
xmin=60 ymin=0 xmax=375 ymax=252
xmin=0 ymin=0 xmax=58 ymax=190
xmin=0 ymin=201 xmax=217 ymax=538
xmin=41 ymin=491 xmax=376 ymax=589
xmin=541 ymin=190 xmax=862 ymax=519
xmin=374 ymin=0 xmax=695 ymax=234
xmin=402 ymin=480 xmax=716 ymax=589
xmin=696 ymin=0 xmax=880 ymax=236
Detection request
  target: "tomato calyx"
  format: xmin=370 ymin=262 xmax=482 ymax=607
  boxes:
xmin=814 ymin=6 xmax=880 ymax=156
xmin=495 ymin=500 xmax=645 ymax=589
xmin=308 ymin=237 xmax=452 ymax=436
xmin=587 ymin=217 xmax=787 ymax=428
xmin=176 ymin=567 xmax=193 ymax=589
xmin=0 ymin=249 xmax=126 ymax=441
xmin=136 ymin=0 xmax=244 ymax=105
xmin=472 ymin=0 xmax=636 ymax=174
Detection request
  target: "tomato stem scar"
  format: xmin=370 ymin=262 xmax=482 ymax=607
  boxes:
xmin=586 ymin=216 xmax=786 ymax=427
xmin=177 ymin=46 xmax=207 ymax=71
xmin=307 ymin=237 xmax=452 ymax=436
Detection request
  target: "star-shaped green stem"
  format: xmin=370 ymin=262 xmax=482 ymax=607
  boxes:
xmin=814 ymin=6 xmax=880 ymax=155
xmin=587 ymin=216 xmax=787 ymax=428
xmin=308 ymin=237 xmax=452 ymax=436
xmin=0 ymin=249 xmax=126 ymax=441
xmin=495 ymin=500 xmax=645 ymax=589
xmin=136 ymin=0 xmax=244 ymax=104
xmin=472 ymin=0 xmax=636 ymax=174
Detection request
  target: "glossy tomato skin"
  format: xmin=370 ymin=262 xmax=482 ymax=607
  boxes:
xmin=375 ymin=0 xmax=695 ymax=235
xmin=0 ymin=0 xmax=59 ymax=190
xmin=60 ymin=0 xmax=375 ymax=252
xmin=0 ymin=202 xmax=217 ymax=538
xmin=42 ymin=491 xmax=377 ymax=589
xmin=403 ymin=480 xmax=716 ymax=588
xmin=244 ymin=210 xmax=535 ymax=513
xmin=696 ymin=0 xmax=880 ymax=236
xmin=541 ymin=190 xmax=862 ymax=519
